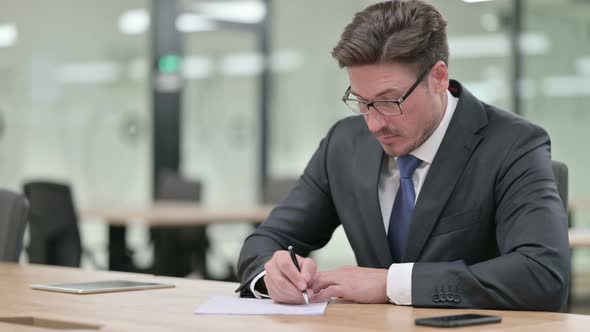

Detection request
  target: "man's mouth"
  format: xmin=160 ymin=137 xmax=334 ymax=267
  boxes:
xmin=378 ymin=135 xmax=399 ymax=144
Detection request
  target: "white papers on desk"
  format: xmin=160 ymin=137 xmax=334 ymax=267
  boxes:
xmin=194 ymin=296 xmax=328 ymax=315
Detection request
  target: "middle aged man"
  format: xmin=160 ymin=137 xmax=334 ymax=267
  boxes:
xmin=237 ymin=0 xmax=569 ymax=311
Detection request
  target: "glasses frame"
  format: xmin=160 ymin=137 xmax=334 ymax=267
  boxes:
xmin=341 ymin=62 xmax=437 ymax=117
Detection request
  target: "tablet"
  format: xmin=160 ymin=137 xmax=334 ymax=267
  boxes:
xmin=30 ymin=280 xmax=175 ymax=294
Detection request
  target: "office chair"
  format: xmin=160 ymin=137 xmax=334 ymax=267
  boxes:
xmin=23 ymin=181 xmax=96 ymax=268
xmin=151 ymin=170 xmax=209 ymax=278
xmin=0 ymin=189 xmax=29 ymax=262
xmin=263 ymin=177 xmax=298 ymax=205
xmin=551 ymin=160 xmax=570 ymax=312
xmin=551 ymin=160 xmax=568 ymax=215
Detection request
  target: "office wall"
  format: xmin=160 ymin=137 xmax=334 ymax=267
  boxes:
xmin=0 ymin=0 xmax=152 ymax=265
xmin=521 ymin=0 xmax=590 ymax=269
xmin=181 ymin=26 xmax=262 ymax=275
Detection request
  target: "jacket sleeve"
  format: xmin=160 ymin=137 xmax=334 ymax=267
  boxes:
xmin=236 ymin=120 xmax=343 ymax=296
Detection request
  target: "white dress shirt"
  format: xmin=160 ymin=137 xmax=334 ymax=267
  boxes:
xmin=251 ymin=90 xmax=459 ymax=302
xmin=385 ymin=90 xmax=458 ymax=304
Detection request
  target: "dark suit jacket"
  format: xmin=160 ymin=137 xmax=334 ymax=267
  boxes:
xmin=237 ymin=80 xmax=570 ymax=311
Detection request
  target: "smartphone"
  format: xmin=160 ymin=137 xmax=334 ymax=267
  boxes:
xmin=415 ymin=314 xmax=501 ymax=328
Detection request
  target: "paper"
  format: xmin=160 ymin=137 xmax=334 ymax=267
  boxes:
xmin=194 ymin=296 xmax=328 ymax=316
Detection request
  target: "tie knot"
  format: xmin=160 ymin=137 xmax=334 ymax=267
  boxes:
xmin=397 ymin=155 xmax=422 ymax=179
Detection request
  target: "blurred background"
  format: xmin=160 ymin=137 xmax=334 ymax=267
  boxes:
xmin=1 ymin=0 xmax=589 ymax=312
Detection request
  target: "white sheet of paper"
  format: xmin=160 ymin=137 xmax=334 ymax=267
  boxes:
xmin=194 ymin=296 xmax=328 ymax=316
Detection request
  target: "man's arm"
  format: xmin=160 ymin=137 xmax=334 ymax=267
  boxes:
xmin=411 ymin=126 xmax=570 ymax=311
xmin=236 ymin=121 xmax=343 ymax=295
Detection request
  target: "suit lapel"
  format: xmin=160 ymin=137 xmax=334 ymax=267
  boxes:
xmin=353 ymin=134 xmax=392 ymax=267
xmin=403 ymin=81 xmax=487 ymax=262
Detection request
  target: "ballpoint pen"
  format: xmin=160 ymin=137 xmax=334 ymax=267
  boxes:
xmin=287 ymin=245 xmax=310 ymax=305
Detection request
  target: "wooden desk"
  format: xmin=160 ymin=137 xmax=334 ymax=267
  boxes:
xmin=79 ymin=202 xmax=274 ymax=272
xmin=569 ymin=229 xmax=590 ymax=247
xmin=1 ymin=263 xmax=589 ymax=332
xmin=80 ymin=202 xmax=274 ymax=226
xmin=569 ymin=199 xmax=590 ymax=212
xmin=80 ymin=202 xmax=590 ymax=271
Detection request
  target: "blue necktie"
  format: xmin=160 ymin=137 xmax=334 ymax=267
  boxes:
xmin=388 ymin=154 xmax=422 ymax=263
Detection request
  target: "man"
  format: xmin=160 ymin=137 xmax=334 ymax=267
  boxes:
xmin=237 ymin=0 xmax=569 ymax=311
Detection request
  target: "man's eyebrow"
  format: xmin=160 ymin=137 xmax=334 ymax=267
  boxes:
xmin=350 ymin=87 xmax=403 ymax=100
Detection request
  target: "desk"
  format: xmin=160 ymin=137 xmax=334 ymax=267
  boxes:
xmin=81 ymin=202 xmax=274 ymax=226
xmin=569 ymin=229 xmax=590 ymax=247
xmin=567 ymin=199 xmax=590 ymax=247
xmin=1 ymin=263 xmax=589 ymax=332
xmin=81 ymin=202 xmax=590 ymax=271
xmin=80 ymin=202 xmax=274 ymax=272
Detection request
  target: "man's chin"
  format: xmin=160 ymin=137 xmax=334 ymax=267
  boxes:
xmin=380 ymin=142 xmax=412 ymax=157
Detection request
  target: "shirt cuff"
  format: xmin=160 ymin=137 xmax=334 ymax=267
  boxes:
xmin=387 ymin=263 xmax=414 ymax=305
xmin=250 ymin=270 xmax=271 ymax=299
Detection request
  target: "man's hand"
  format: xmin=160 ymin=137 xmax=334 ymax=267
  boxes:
xmin=309 ymin=266 xmax=389 ymax=303
xmin=263 ymin=250 xmax=317 ymax=304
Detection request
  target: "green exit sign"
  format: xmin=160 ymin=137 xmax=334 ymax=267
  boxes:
xmin=158 ymin=55 xmax=181 ymax=74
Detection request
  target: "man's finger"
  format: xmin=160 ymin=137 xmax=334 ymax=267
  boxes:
xmin=266 ymin=266 xmax=309 ymax=304
xmin=299 ymin=257 xmax=317 ymax=283
xmin=277 ymin=252 xmax=307 ymax=290
xmin=309 ymin=271 xmax=340 ymax=293
xmin=311 ymin=285 xmax=344 ymax=303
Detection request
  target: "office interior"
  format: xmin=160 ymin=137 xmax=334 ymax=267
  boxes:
xmin=1 ymin=0 xmax=590 ymax=313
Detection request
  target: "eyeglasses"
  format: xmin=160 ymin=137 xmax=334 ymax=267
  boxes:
xmin=341 ymin=62 xmax=436 ymax=117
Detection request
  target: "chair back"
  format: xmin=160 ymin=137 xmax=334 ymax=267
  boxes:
xmin=0 ymin=189 xmax=28 ymax=262
xmin=157 ymin=170 xmax=202 ymax=202
xmin=263 ymin=177 xmax=298 ymax=204
xmin=152 ymin=171 xmax=208 ymax=277
xmin=551 ymin=160 xmax=568 ymax=213
xmin=23 ymin=181 xmax=82 ymax=267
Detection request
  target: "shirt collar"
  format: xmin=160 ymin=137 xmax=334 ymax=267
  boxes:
xmin=408 ymin=89 xmax=458 ymax=165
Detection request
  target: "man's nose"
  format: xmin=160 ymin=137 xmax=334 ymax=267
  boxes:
xmin=365 ymin=107 xmax=386 ymax=133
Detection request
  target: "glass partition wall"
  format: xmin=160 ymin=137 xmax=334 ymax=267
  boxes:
xmin=0 ymin=0 xmax=151 ymax=267
xmin=180 ymin=0 xmax=262 ymax=278
xmin=521 ymin=0 xmax=590 ymax=292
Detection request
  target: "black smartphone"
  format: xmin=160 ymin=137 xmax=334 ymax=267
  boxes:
xmin=415 ymin=314 xmax=501 ymax=328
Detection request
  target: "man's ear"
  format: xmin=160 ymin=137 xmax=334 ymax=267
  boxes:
xmin=430 ymin=61 xmax=449 ymax=93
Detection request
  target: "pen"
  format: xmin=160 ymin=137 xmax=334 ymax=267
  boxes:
xmin=287 ymin=245 xmax=310 ymax=305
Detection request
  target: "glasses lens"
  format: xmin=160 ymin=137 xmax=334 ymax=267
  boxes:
xmin=344 ymin=100 xmax=368 ymax=114
xmin=373 ymin=101 xmax=402 ymax=116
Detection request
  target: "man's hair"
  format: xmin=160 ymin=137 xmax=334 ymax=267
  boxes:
xmin=332 ymin=0 xmax=448 ymax=75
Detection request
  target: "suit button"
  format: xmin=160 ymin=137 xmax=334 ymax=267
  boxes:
xmin=453 ymin=294 xmax=461 ymax=303
xmin=445 ymin=292 xmax=453 ymax=302
xmin=439 ymin=293 xmax=447 ymax=302
xmin=432 ymin=293 xmax=440 ymax=302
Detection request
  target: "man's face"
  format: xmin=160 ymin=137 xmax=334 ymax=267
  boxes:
xmin=347 ymin=62 xmax=449 ymax=157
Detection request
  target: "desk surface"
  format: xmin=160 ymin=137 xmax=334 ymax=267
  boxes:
xmin=569 ymin=229 xmax=590 ymax=247
xmin=1 ymin=263 xmax=589 ymax=332
xmin=81 ymin=202 xmax=590 ymax=248
xmin=81 ymin=201 xmax=274 ymax=226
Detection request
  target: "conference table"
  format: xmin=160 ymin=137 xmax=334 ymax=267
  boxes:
xmin=80 ymin=202 xmax=274 ymax=272
xmin=80 ymin=201 xmax=590 ymax=272
xmin=1 ymin=263 xmax=589 ymax=332
xmin=81 ymin=202 xmax=275 ymax=227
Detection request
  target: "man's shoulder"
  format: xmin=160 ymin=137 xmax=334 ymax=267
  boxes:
xmin=452 ymin=80 xmax=544 ymax=137
xmin=334 ymin=115 xmax=367 ymax=130
xmin=328 ymin=115 xmax=370 ymax=139
xmin=483 ymin=103 xmax=547 ymax=137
